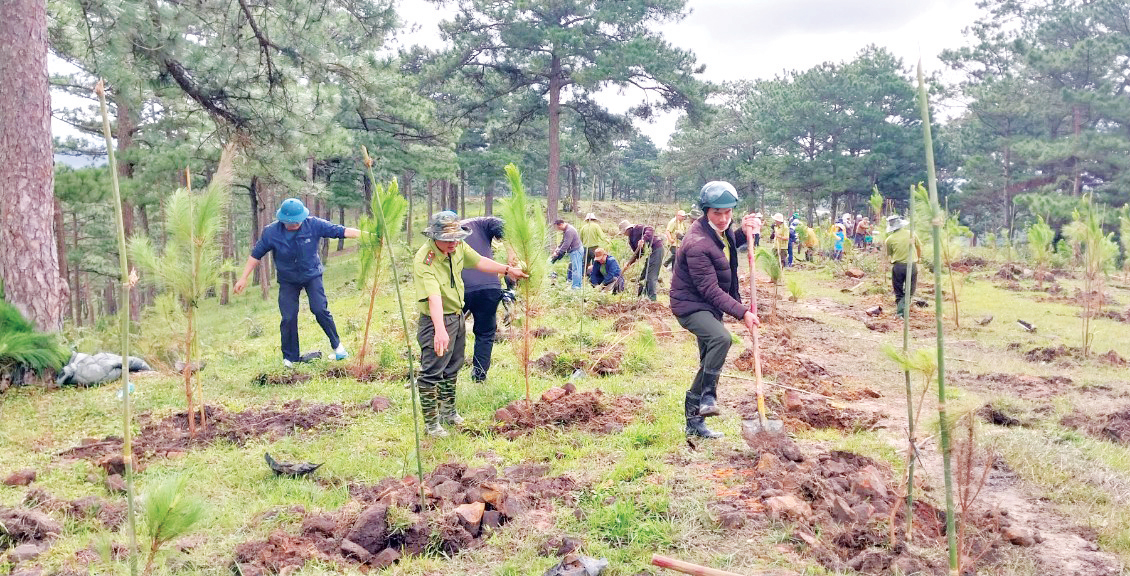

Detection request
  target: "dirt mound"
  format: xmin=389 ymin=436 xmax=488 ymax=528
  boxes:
xmin=252 ymin=371 xmax=312 ymax=386
xmin=1022 ymin=346 xmax=1126 ymax=367
xmin=1062 ymin=408 xmax=1130 ymax=444
xmin=0 ymin=506 xmax=62 ymax=549
xmin=996 ymin=263 xmax=1025 ymax=281
xmin=60 ymin=400 xmax=350 ymax=464
xmin=592 ymin=300 xmax=668 ymax=318
xmin=958 ymin=372 xmax=1074 ymax=400
xmin=322 ymin=364 xmax=383 ymax=382
xmin=951 ymin=255 xmax=989 ymax=272
xmin=777 ymin=390 xmax=881 ymax=432
xmin=494 ymin=385 xmax=642 ymax=438
xmin=709 ymin=448 xmax=956 ymax=575
xmin=23 ymin=488 xmax=127 ymax=531
xmin=234 ymin=462 xmax=578 ymax=574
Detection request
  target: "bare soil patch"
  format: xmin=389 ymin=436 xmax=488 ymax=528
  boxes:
xmin=708 ymin=447 xmax=959 ymax=575
xmin=22 ymin=488 xmax=126 ymax=531
xmin=954 ymin=371 xmax=1076 ymax=400
xmin=59 ymin=400 xmax=351 ymax=464
xmin=1019 ymin=345 xmax=1127 ymax=367
xmin=494 ymin=385 xmax=643 ymax=438
xmin=1062 ymin=407 xmax=1130 ymax=444
xmin=233 ymin=462 xmax=578 ymax=574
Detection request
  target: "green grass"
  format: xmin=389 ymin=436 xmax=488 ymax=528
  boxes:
xmin=8 ymin=215 xmax=1130 ymax=574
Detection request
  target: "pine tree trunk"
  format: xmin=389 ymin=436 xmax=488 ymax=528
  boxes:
xmin=220 ymin=208 xmax=234 ymax=305
xmin=337 ymin=206 xmax=345 ymax=251
xmin=546 ymin=54 xmax=562 ymax=224
xmin=484 ymin=177 xmax=494 ymax=216
xmin=403 ymin=171 xmax=414 ymax=248
xmin=54 ymin=198 xmax=70 ymax=321
xmin=460 ymin=169 xmax=466 ymax=217
xmin=570 ymin=165 xmax=579 ymax=214
xmin=448 ymin=180 xmax=458 ymax=213
xmin=427 ymin=180 xmax=434 ymax=217
xmin=0 ymin=0 xmax=66 ymax=331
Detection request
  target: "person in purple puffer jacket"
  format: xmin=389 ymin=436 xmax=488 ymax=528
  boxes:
xmin=670 ymin=181 xmax=761 ymax=439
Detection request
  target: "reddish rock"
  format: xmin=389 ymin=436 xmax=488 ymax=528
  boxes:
xmin=3 ymin=469 xmax=36 ymax=487
xmin=97 ymin=455 xmax=125 ymax=476
xmin=8 ymin=543 xmax=45 ymax=563
xmin=431 ymin=480 xmax=463 ymax=503
xmin=455 ymin=502 xmax=485 ymax=525
xmin=496 ymin=491 xmax=529 ymax=519
xmin=340 ymin=539 xmax=370 ymax=563
xmin=764 ymin=495 xmax=812 ymax=521
xmin=851 ymin=466 xmax=888 ymax=500
xmin=830 ymin=496 xmax=855 ymax=523
xmin=301 ymin=514 xmax=337 ymax=537
xmin=369 ymin=396 xmax=391 ymax=413
xmin=494 ymin=407 xmax=516 ymax=424
xmin=845 ymin=268 xmax=865 ymax=279
xmin=1004 ymin=525 xmax=1038 ymax=547
xmin=105 ymin=474 xmax=126 ymax=494
xmin=345 ymin=504 xmax=389 ymax=555
xmin=541 ymin=387 xmax=567 ymax=403
xmin=370 ymin=548 xmax=400 ymax=569
xmin=462 ymin=466 xmax=497 ymax=486
xmin=482 ymin=510 xmax=502 ymax=529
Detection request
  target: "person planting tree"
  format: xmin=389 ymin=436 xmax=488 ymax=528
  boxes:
xmin=885 ymin=214 xmax=923 ymax=317
xmin=588 ymin=248 xmax=625 ymax=294
xmin=619 ymin=219 xmax=664 ymax=301
xmin=578 ymin=212 xmax=607 ymax=273
xmin=234 ymin=198 xmax=363 ymax=368
xmin=413 ymin=211 xmax=526 ymax=437
xmin=550 ymin=219 xmax=584 ymax=290
xmin=664 ymin=209 xmax=689 ymax=269
xmin=669 ymin=181 xmax=760 ymax=439
xmin=460 ymin=215 xmax=512 ymax=383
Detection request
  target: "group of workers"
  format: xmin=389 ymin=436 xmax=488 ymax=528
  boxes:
xmin=236 ymin=189 xmax=921 ymax=440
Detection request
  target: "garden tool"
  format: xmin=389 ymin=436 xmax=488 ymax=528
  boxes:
xmin=741 ymin=228 xmax=784 ymax=437
xmin=651 ymin=554 xmax=749 ymax=576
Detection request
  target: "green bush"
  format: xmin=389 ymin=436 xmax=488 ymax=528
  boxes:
xmin=0 ymin=299 xmax=68 ymax=381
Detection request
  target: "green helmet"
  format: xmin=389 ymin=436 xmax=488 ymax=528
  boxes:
xmin=698 ymin=181 xmax=739 ymax=210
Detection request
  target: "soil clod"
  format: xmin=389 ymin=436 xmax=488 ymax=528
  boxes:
xmin=494 ymin=386 xmax=642 ymax=438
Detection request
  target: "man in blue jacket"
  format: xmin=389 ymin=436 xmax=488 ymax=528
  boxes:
xmin=234 ymin=198 xmax=363 ymax=367
xmin=588 ymin=248 xmax=624 ymax=294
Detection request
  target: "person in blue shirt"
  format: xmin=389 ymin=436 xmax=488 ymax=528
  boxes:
xmin=234 ymin=198 xmax=363 ymax=367
xmin=588 ymin=248 xmax=624 ymax=293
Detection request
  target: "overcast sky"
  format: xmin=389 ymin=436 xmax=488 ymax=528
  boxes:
xmin=53 ymin=0 xmax=986 ymax=149
xmin=394 ymin=0 xmax=985 ymax=147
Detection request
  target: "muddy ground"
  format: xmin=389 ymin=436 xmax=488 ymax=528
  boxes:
xmin=494 ymin=384 xmax=643 ymax=438
xmin=58 ymin=400 xmax=352 ymax=465
xmin=234 ymin=462 xmax=578 ymax=574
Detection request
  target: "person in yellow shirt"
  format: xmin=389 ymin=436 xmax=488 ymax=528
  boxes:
xmin=413 ymin=211 xmax=526 ymax=437
xmin=884 ymin=215 xmax=923 ymax=317
xmin=664 ymin=209 xmax=689 ymax=269
xmin=579 ymin=213 xmax=607 ymax=273
xmin=770 ymin=213 xmax=788 ymax=265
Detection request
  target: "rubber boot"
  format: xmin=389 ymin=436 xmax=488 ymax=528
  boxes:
xmin=684 ymin=393 xmax=723 ymax=439
xmin=438 ymin=380 xmax=463 ymax=426
xmin=419 ymin=384 xmax=448 ymax=437
xmin=697 ymin=373 xmax=721 ymax=417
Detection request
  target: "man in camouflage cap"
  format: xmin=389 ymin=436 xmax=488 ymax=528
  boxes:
xmin=413 ymin=211 xmax=526 ymax=437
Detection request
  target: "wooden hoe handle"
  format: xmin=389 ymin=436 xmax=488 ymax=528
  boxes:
xmin=651 ymin=554 xmax=751 ymax=576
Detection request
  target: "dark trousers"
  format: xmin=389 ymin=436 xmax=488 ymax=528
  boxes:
xmin=892 ymin=262 xmax=918 ymax=315
xmin=787 ymin=242 xmax=794 ymax=266
xmin=637 ymin=243 xmax=663 ymax=300
xmin=677 ymin=310 xmax=732 ymax=400
xmin=463 ymin=288 xmax=502 ymax=381
xmin=417 ymin=313 xmax=466 ymax=388
xmin=664 ymin=245 xmax=678 ymax=268
xmin=278 ymin=275 xmax=340 ymax=362
xmin=584 ymin=247 xmax=597 ymax=273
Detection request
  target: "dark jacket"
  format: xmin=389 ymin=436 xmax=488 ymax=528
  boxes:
xmin=589 ymin=255 xmax=622 ymax=287
xmin=624 ymin=225 xmax=663 ymax=266
xmin=551 ymin=224 xmax=582 ymax=261
xmin=251 ymin=217 xmax=346 ymax=284
xmin=461 ymin=216 xmax=505 ymax=292
xmin=669 ymin=217 xmax=748 ymax=320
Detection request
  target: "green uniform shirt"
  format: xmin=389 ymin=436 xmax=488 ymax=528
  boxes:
xmin=579 ymin=221 xmax=608 ymax=249
xmin=414 ymin=240 xmax=482 ymax=315
xmin=666 ymin=217 xmax=688 ymax=247
xmin=885 ymin=228 xmax=922 ymax=264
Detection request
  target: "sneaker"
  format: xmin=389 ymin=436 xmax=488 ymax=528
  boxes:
xmin=442 ymin=412 xmax=465 ymax=426
xmin=425 ymin=423 xmax=449 ymax=437
xmin=283 ymin=359 xmax=295 ymax=369
xmin=334 ymin=344 xmax=348 ymax=361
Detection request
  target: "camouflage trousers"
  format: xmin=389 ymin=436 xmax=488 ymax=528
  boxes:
xmin=416 ymin=313 xmax=466 ymax=426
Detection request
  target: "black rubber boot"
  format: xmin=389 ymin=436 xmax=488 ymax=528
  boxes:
xmin=697 ymin=374 xmax=721 ymax=417
xmin=686 ymin=416 xmax=724 ymax=439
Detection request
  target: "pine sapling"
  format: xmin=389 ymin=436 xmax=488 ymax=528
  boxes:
xmin=356 ymin=179 xmax=408 ymax=368
xmin=141 ymin=475 xmax=207 ymax=576
xmin=755 ymin=248 xmax=782 ymax=321
xmin=500 ymin=164 xmax=547 ymax=404
xmin=1026 ymin=216 xmax=1055 ymax=289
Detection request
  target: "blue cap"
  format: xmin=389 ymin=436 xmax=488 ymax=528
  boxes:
xmin=276 ymin=198 xmax=309 ymax=224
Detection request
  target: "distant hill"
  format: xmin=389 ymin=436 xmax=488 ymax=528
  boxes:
xmin=54 ymin=153 xmax=106 ymax=169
